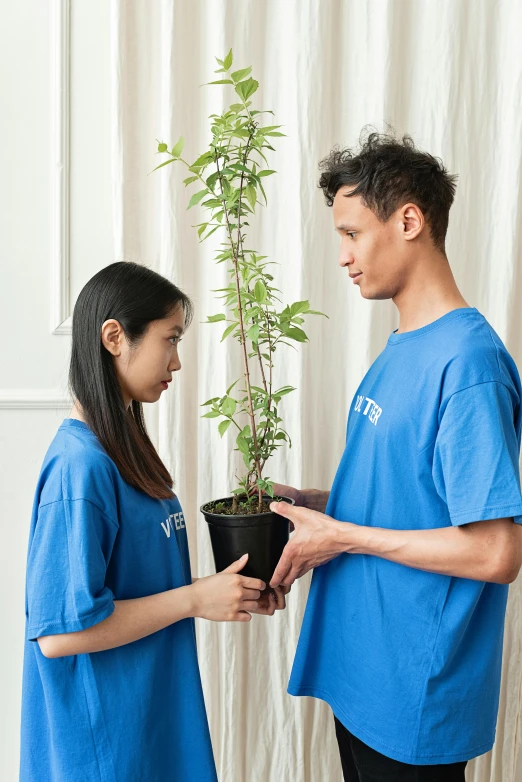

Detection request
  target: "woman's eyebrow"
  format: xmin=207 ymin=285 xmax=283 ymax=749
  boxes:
xmin=168 ymin=325 xmax=184 ymax=335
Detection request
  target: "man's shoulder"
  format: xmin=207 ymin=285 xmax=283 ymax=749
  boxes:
xmin=439 ymin=312 xmax=520 ymax=400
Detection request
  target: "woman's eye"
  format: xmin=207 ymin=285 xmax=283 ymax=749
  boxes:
xmin=170 ymin=337 xmax=182 ymax=346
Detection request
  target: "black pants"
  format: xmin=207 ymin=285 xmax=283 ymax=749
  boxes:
xmin=334 ymin=717 xmax=468 ymax=782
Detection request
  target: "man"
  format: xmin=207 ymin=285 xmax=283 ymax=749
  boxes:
xmin=271 ymin=132 xmax=522 ymax=781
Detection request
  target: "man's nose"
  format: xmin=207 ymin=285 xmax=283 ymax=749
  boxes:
xmin=338 ymin=242 xmax=353 ymax=268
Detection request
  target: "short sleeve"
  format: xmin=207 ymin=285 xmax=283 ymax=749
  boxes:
xmin=432 ymin=381 xmax=522 ymax=526
xmin=26 ymin=498 xmax=118 ymax=640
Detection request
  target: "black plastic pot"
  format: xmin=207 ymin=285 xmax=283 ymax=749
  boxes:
xmin=200 ymin=495 xmax=293 ymax=585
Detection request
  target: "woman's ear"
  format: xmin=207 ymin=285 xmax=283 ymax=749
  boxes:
xmin=101 ymin=319 xmax=125 ymax=356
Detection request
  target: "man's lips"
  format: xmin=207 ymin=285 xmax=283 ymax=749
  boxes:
xmin=349 ymin=272 xmax=363 ymax=283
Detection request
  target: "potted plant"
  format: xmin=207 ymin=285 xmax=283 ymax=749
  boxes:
xmin=155 ymin=50 xmax=324 ymax=584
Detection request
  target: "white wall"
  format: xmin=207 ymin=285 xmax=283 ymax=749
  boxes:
xmin=0 ymin=2 xmax=112 ymax=778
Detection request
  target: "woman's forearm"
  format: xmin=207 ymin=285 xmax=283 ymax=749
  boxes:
xmin=38 ymin=585 xmax=195 ymax=658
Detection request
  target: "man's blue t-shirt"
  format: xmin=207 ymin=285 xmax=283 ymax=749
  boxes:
xmin=21 ymin=419 xmax=217 ymax=782
xmin=288 ymin=308 xmax=522 ymax=765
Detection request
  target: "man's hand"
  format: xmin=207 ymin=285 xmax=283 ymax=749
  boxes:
xmin=249 ymin=585 xmax=291 ymax=615
xmin=270 ymin=501 xmax=344 ymax=587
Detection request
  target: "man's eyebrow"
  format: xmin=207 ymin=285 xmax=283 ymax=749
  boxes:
xmin=335 ymin=224 xmax=358 ymax=232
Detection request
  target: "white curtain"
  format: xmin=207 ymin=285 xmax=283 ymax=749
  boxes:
xmin=110 ymin=1 xmax=522 ymax=779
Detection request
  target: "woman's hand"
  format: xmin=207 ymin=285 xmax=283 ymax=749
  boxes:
xmin=190 ymin=554 xmax=265 ymax=623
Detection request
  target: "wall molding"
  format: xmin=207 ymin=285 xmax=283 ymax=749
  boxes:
xmin=0 ymin=390 xmax=71 ymax=410
xmin=50 ymin=0 xmax=72 ymax=335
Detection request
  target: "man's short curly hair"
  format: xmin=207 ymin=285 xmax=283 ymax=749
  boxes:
xmin=318 ymin=130 xmax=457 ymax=252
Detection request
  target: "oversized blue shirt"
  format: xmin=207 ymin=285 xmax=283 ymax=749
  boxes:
xmin=21 ymin=419 xmax=217 ymax=782
xmin=289 ymin=308 xmax=522 ymax=765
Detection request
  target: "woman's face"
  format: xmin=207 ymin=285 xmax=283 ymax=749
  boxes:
xmin=101 ymin=307 xmax=186 ymax=407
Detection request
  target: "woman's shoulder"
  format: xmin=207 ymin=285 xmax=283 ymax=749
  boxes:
xmin=37 ymin=419 xmax=120 ymax=521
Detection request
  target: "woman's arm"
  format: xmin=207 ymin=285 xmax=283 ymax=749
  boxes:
xmin=38 ymin=555 xmax=264 ymax=658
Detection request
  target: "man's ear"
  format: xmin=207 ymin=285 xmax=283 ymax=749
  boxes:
xmin=101 ymin=319 xmax=125 ymax=356
xmin=401 ymin=203 xmax=424 ymax=241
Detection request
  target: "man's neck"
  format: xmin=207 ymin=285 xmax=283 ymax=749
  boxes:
xmin=393 ymin=251 xmax=469 ymax=334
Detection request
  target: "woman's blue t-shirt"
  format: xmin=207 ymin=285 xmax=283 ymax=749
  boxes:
xmin=21 ymin=419 xmax=217 ymax=782
xmin=288 ymin=308 xmax=522 ymax=765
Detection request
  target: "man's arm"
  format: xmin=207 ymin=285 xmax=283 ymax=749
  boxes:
xmin=269 ymin=502 xmax=522 ymax=587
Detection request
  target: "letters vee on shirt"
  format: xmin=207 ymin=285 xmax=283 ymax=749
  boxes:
xmin=21 ymin=419 xmax=217 ymax=782
xmin=289 ymin=308 xmax=522 ymax=766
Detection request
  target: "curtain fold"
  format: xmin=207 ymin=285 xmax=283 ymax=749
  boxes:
xmin=110 ymin=2 xmax=522 ymax=779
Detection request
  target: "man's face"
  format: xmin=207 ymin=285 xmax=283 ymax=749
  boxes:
xmin=333 ymin=186 xmax=412 ymax=300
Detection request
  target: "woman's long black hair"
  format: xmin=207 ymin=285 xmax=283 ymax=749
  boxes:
xmin=69 ymin=262 xmax=193 ymax=499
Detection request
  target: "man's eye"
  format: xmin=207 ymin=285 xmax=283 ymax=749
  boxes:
xmin=348 ymin=232 xmax=356 ymax=239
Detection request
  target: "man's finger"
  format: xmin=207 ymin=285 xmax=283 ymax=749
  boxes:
xmin=281 ymin=565 xmax=302 ymax=587
xmin=270 ymin=552 xmax=293 ymax=587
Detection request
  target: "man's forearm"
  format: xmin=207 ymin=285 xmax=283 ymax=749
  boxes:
xmin=338 ymin=517 xmax=522 ymax=584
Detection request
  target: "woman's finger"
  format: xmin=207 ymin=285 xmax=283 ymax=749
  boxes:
xmin=240 ymin=576 xmax=266 ymax=591
xmin=234 ymin=611 xmax=252 ymax=622
xmin=241 ymin=589 xmax=261 ymax=601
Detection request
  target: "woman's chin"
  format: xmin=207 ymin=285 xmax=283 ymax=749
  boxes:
xmin=132 ymin=390 xmax=164 ymax=404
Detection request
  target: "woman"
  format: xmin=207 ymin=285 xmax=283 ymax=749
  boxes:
xmin=20 ymin=262 xmax=284 ymax=782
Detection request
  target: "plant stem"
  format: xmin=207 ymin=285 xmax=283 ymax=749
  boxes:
xmin=215 ymin=146 xmax=263 ymax=512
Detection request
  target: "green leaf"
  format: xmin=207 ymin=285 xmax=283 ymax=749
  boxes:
xmin=201 ymin=397 xmax=220 ymax=406
xmin=247 ymin=324 xmax=259 ymax=343
xmin=183 ymin=175 xmax=199 ymax=185
xmin=245 ymin=184 xmax=257 ymax=210
xmin=274 ymin=432 xmax=287 ymax=440
xmin=231 ymin=66 xmax=252 ymax=83
xmin=226 ymin=379 xmax=240 ymax=395
xmin=258 ymin=170 xmax=276 ymax=177
xmin=264 ymin=131 xmax=285 ymax=137
xmin=235 ymin=78 xmax=259 ymax=102
xmin=150 ymin=157 xmax=177 ymax=174
xmin=221 ymin=323 xmax=237 ymax=341
xmin=222 ymin=397 xmax=237 ymax=417
xmin=202 ymin=224 xmax=221 ymax=240
xmin=197 ymin=223 xmax=208 ymax=238
xmin=274 ymin=387 xmax=295 ymax=397
xmin=236 ymin=435 xmax=249 ymax=456
xmin=290 ymin=300 xmax=310 ymax=315
xmin=207 ymin=79 xmax=234 ymax=85
xmin=283 ymin=326 xmax=308 ymax=342
xmin=207 ymin=313 xmax=226 ymax=322
xmin=202 ymin=410 xmax=221 ymax=418
xmin=187 ymin=189 xmax=209 ymax=209
xmin=218 ymin=419 xmax=232 ymax=437
xmin=191 ymin=151 xmax=215 ymax=168
xmin=171 ymin=136 xmax=184 ymax=157
xmin=254 ymin=280 xmax=267 ymax=303
xmin=157 ymin=142 xmax=168 ymax=153
xmin=223 ymin=49 xmax=233 ymax=70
